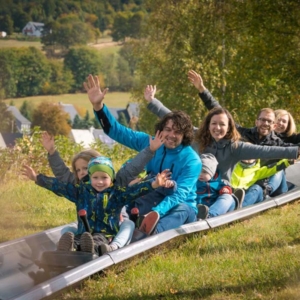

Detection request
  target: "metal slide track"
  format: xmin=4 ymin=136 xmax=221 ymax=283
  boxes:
xmin=1 ymin=163 xmax=300 ymax=300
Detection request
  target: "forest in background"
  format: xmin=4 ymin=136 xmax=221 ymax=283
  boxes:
xmin=0 ymin=0 xmax=300 ymax=133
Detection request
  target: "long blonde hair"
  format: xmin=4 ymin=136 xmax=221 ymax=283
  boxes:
xmin=71 ymin=149 xmax=101 ymax=183
xmin=275 ymin=109 xmax=297 ymax=137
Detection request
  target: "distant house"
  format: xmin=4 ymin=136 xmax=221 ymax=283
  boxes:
xmin=93 ymin=128 xmax=115 ymax=147
xmin=0 ymin=134 xmax=6 ymax=149
xmin=22 ymin=22 xmax=44 ymax=37
xmin=0 ymin=133 xmax=23 ymax=149
xmin=108 ymin=103 xmax=140 ymax=125
xmin=58 ymin=102 xmax=79 ymax=123
xmin=69 ymin=128 xmax=95 ymax=148
xmin=7 ymin=106 xmax=31 ymax=134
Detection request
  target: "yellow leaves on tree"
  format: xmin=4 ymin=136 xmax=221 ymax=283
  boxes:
xmin=31 ymin=102 xmax=71 ymax=136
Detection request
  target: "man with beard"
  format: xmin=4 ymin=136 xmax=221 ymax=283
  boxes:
xmin=147 ymin=70 xmax=295 ymax=198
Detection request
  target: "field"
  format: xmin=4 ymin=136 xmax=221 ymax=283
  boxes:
xmin=4 ymin=92 xmax=132 ymax=115
xmin=1 ymin=37 xmax=129 ymax=112
xmin=1 ymin=176 xmax=300 ymax=299
xmin=0 ymin=37 xmax=122 ymax=55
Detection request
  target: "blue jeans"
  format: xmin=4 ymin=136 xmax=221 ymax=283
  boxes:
xmin=154 ymin=203 xmax=196 ymax=234
xmin=205 ymin=194 xmax=236 ymax=217
xmin=242 ymin=184 xmax=264 ymax=207
xmin=268 ymin=171 xmax=288 ymax=196
xmin=112 ymin=220 xmax=135 ymax=248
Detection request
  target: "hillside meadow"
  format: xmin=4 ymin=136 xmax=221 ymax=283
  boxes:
xmin=1 ymin=174 xmax=300 ymax=299
xmin=4 ymin=91 xmax=132 ymax=116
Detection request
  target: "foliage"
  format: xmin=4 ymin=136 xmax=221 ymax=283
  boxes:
xmin=111 ymin=10 xmax=145 ymax=42
xmin=20 ymin=100 xmax=33 ymax=121
xmin=0 ymin=127 xmax=136 ymax=182
xmin=0 ymin=100 xmax=15 ymax=133
xmin=64 ymin=47 xmax=103 ymax=91
xmin=132 ymin=0 xmax=300 ymax=129
xmin=0 ymin=47 xmax=51 ymax=98
xmin=72 ymin=111 xmax=94 ymax=129
xmin=41 ymin=15 xmax=95 ymax=51
xmin=31 ymin=103 xmax=71 ymax=136
xmin=0 ymin=0 xmax=146 ymax=34
xmin=41 ymin=59 xmax=74 ymax=94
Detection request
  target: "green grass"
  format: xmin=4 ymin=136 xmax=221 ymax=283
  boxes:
xmin=0 ymin=39 xmax=43 ymax=49
xmin=1 ymin=175 xmax=300 ymax=299
xmin=4 ymin=92 xmax=132 ymax=116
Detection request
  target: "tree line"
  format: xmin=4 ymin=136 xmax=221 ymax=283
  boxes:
xmin=0 ymin=44 xmax=137 ymax=99
xmin=0 ymin=0 xmax=146 ymax=43
xmin=130 ymin=0 xmax=300 ymax=130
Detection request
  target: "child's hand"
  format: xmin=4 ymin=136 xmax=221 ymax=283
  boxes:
xmin=41 ymin=131 xmax=55 ymax=155
xmin=83 ymin=75 xmax=109 ymax=111
xmin=187 ymin=70 xmax=206 ymax=93
xmin=164 ymin=180 xmax=175 ymax=188
xmin=22 ymin=165 xmax=37 ymax=182
xmin=144 ymin=85 xmax=156 ymax=102
xmin=152 ymin=169 xmax=171 ymax=189
xmin=149 ymin=131 xmax=165 ymax=152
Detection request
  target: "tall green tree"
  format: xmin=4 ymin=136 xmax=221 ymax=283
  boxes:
xmin=132 ymin=0 xmax=300 ymax=130
xmin=64 ymin=47 xmax=102 ymax=91
xmin=20 ymin=100 xmax=32 ymax=121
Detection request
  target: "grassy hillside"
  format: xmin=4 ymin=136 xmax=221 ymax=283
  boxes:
xmin=1 ymin=176 xmax=300 ymax=299
xmin=4 ymin=92 xmax=132 ymax=116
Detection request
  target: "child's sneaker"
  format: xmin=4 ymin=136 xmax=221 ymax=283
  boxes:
xmin=233 ymin=188 xmax=245 ymax=208
xmin=100 ymin=243 xmax=118 ymax=255
xmin=80 ymin=232 xmax=94 ymax=253
xmin=57 ymin=232 xmax=74 ymax=251
xmin=139 ymin=211 xmax=160 ymax=235
xmin=197 ymin=204 xmax=209 ymax=220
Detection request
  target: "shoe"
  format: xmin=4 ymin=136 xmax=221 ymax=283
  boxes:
xmin=263 ymin=185 xmax=272 ymax=199
xmin=57 ymin=232 xmax=74 ymax=251
xmin=139 ymin=211 xmax=160 ymax=235
xmin=197 ymin=204 xmax=209 ymax=220
xmin=100 ymin=243 xmax=118 ymax=255
xmin=233 ymin=188 xmax=245 ymax=209
xmin=80 ymin=232 xmax=94 ymax=253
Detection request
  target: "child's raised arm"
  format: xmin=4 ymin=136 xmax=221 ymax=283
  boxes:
xmin=22 ymin=165 xmax=37 ymax=182
xmin=41 ymin=131 xmax=56 ymax=155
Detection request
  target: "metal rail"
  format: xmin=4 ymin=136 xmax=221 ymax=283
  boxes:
xmin=1 ymin=163 xmax=299 ymax=300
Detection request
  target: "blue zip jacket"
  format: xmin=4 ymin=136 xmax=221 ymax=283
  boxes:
xmin=36 ymin=175 xmax=155 ymax=236
xmin=94 ymin=105 xmax=202 ymax=216
xmin=196 ymin=172 xmax=229 ymax=206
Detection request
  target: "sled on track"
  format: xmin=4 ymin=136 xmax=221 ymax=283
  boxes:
xmin=0 ymin=163 xmax=300 ymax=300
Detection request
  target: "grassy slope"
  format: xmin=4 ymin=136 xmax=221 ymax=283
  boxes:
xmin=4 ymin=92 xmax=133 ymax=116
xmin=1 ymin=177 xmax=300 ymax=299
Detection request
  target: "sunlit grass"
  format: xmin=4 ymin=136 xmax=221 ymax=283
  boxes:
xmin=2 ymin=175 xmax=300 ymax=299
xmin=4 ymin=92 xmax=132 ymax=116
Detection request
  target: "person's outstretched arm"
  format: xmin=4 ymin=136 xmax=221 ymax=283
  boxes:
xmin=188 ymin=70 xmax=220 ymax=110
xmin=84 ymin=75 xmax=149 ymax=152
xmin=22 ymin=165 xmax=78 ymax=203
xmin=145 ymin=85 xmax=172 ymax=118
xmin=116 ymin=131 xmax=165 ymax=186
xmin=42 ymin=132 xmax=75 ymax=183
